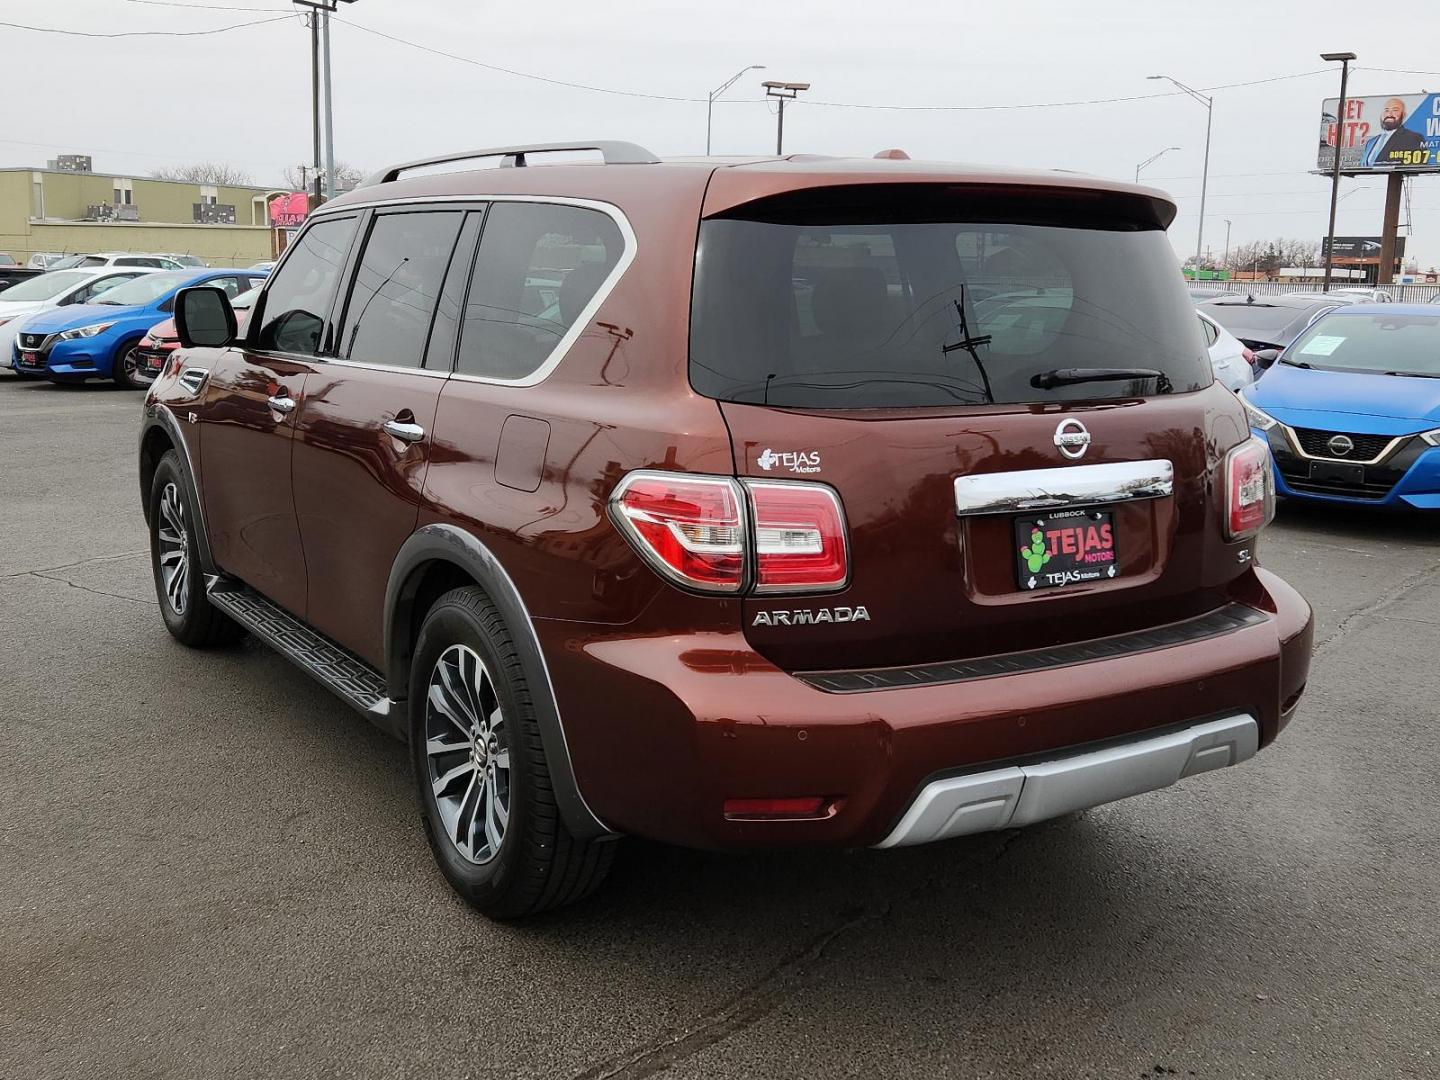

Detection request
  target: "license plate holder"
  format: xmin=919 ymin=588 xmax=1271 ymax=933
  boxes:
xmin=1014 ymin=509 xmax=1118 ymax=591
xmin=18 ymin=351 xmax=39 ymax=368
xmin=1310 ymin=460 xmax=1365 ymax=486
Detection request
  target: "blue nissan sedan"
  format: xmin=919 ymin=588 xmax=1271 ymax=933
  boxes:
xmin=11 ymin=268 xmax=267 ymax=388
xmin=1241 ymin=304 xmax=1440 ymax=510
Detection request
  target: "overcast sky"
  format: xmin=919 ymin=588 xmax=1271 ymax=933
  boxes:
xmin=8 ymin=0 xmax=1440 ymax=267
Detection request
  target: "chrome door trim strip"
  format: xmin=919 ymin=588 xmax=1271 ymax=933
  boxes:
xmin=954 ymin=459 xmax=1175 ymax=516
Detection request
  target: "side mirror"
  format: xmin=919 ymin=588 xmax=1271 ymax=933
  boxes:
xmin=175 ymin=286 xmax=236 ymax=348
xmin=1253 ymin=349 xmax=1280 ymax=370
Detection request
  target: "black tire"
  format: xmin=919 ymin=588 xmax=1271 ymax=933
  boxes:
xmin=410 ymin=586 xmax=614 ymax=919
xmin=148 ymin=450 xmax=244 ymax=647
xmin=113 ymin=340 xmax=152 ymax=390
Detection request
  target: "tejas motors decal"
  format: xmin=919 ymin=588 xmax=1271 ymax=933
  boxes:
xmin=756 ymin=448 xmax=822 ymax=474
xmin=752 ymin=606 xmax=870 ymax=627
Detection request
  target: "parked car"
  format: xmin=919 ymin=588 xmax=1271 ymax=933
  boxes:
xmin=13 ymin=268 xmax=267 ymax=388
xmin=27 ymin=252 xmax=66 ymax=270
xmin=133 ymin=283 xmax=260 ymax=378
xmin=1197 ymin=294 xmax=1342 ymax=369
xmin=1330 ymin=287 xmax=1393 ymax=303
xmin=140 ymin=142 xmax=1311 ymax=918
xmin=154 ymin=253 xmax=208 ymax=268
xmin=46 ymin=252 xmax=186 ymax=271
xmin=1198 ymin=310 xmax=1254 ymax=391
xmin=0 ymin=267 xmax=159 ymax=364
xmin=1187 ymin=285 xmax=1233 ymax=302
xmin=1241 ymin=304 xmax=1440 ymax=508
xmin=248 ymin=260 xmax=276 ymax=272
xmin=0 ymin=254 xmax=15 ymax=266
xmin=0 ymin=266 xmax=44 ymax=293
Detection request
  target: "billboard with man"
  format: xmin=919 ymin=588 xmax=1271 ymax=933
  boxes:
xmin=1318 ymin=93 xmax=1440 ymax=172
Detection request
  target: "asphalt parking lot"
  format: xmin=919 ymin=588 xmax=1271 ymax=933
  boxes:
xmin=2 ymin=374 xmax=1437 ymax=1080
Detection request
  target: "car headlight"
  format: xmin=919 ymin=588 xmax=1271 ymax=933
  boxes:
xmin=1421 ymin=428 xmax=1440 ymax=448
xmin=1240 ymin=395 xmax=1278 ymax=432
xmin=56 ymin=321 xmax=116 ymax=341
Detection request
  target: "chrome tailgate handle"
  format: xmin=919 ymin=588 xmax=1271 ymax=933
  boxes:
xmin=267 ymin=394 xmax=296 ymax=415
xmin=383 ymin=419 xmax=425 ymax=443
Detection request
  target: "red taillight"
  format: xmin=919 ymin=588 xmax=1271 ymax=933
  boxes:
xmin=1242 ymin=347 xmax=1257 ymax=366
xmin=611 ymin=471 xmax=849 ymax=595
xmin=611 ymin=472 xmax=745 ymax=592
xmin=1225 ymin=436 xmax=1274 ymax=539
xmin=745 ymin=480 xmax=848 ymax=594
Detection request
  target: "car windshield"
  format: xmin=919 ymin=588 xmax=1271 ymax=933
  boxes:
xmin=92 ymin=270 xmax=194 ymax=306
xmin=690 ymin=187 xmax=1210 ymax=408
xmin=0 ymin=270 xmax=93 ymax=301
xmin=1204 ymin=303 xmax=1313 ymax=332
xmin=1287 ymin=313 xmax=1440 ymax=377
xmin=47 ymin=255 xmax=89 ymax=271
xmin=231 ymin=285 xmax=261 ymax=309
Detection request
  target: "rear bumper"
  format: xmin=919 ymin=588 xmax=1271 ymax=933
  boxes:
xmin=539 ymin=567 xmax=1312 ymax=850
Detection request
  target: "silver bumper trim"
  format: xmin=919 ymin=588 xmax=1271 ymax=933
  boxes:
xmin=953 ymin=459 xmax=1175 ymax=516
xmin=875 ymin=713 xmax=1258 ymax=848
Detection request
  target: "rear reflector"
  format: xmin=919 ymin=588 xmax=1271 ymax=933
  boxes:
xmin=611 ymin=472 xmax=745 ymax=592
xmin=1224 ymin=436 xmax=1275 ymax=539
xmin=723 ymin=796 xmax=830 ymax=820
xmin=744 ymin=481 xmax=849 ymax=594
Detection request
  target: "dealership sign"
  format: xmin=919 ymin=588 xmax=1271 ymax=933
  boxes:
xmin=268 ymin=192 xmax=309 ymax=228
xmin=1319 ymin=236 xmax=1407 ymax=260
xmin=1318 ymin=93 xmax=1440 ymax=173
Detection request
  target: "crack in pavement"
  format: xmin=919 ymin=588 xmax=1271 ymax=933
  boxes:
xmin=1313 ymin=554 xmax=1440 ymax=657
xmin=1 ymin=549 xmax=147 ymax=579
xmin=24 ymin=570 xmax=154 ymax=608
xmin=570 ymin=830 xmax=1028 ymax=1080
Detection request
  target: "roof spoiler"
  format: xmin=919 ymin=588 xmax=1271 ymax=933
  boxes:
xmin=359 ymin=141 xmax=660 ymax=188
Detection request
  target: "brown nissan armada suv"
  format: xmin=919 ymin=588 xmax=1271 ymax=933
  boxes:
xmin=140 ymin=142 xmax=1313 ymax=918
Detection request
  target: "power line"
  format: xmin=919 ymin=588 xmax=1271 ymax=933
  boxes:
xmin=121 ymin=0 xmax=291 ymax=10
xmin=0 ymin=14 xmax=291 ymax=37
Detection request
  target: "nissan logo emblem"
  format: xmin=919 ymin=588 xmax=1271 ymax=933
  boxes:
xmin=1327 ymin=434 xmax=1354 ymax=457
xmin=1053 ymin=419 xmax=1092 ymax=460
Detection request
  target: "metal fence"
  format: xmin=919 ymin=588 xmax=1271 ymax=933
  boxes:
xmin=1192 ymin=280 xmax=1440 ymax=304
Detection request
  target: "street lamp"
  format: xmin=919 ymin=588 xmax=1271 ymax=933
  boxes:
xmin=762 ymin=81 xmax=810 ymax=155
xmin=1148 ymin=75 xmax=1212 ymax=273
xmin=707 ymin=65 xmax=765 ymax=155
xmin=1320 ymin=51 xmax=1357 ymax=293
xmin=1134 ymin=146 xmax=1181 ymax=183
xmin=1223 ymin=218 xmax=1232 ymax=274
xmin=294 ymin=0 xmax=359 ymax=204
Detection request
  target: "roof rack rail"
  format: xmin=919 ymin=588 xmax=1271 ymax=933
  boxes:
xmin=359 ymin=142 xmax=661 ymax=188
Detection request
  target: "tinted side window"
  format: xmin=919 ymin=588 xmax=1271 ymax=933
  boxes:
xmin=456 ymin=202 xmax=623 ymax=380
xmin=337 ymin=210 xmax=465 ymax=369
xmin=255 ymin=216 xmax=358 ymax=355
xmin=423 ymin=211 xmax=483 ymax=371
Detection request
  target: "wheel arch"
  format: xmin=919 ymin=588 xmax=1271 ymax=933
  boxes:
xmin=139 ymin=404 xmax=216 ymax=572
xmin=385 ymin=523 xmax=614 ymax=840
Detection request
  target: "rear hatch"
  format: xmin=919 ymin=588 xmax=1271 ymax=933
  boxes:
xmin=690 ymin=179 xmax=1251 ymax=673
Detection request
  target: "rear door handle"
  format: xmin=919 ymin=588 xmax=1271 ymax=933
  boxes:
xmin=267 ymin=394 xmax=296 ymax=415
xmin=383 ymin=419 xmax=425 ymax=443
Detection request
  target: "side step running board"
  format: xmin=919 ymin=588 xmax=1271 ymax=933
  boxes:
xmin=207 ymin=581 xmax=403 ymax=739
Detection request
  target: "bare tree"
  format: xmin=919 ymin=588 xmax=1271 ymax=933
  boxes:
xmin=151 ymin=162 xmax=254 ymax=185
xmin=280 ymin=160 xmax=366 ymax=191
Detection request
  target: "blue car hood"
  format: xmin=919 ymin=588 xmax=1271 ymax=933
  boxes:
xmin=22 ymin=302 xmax=149 ymax=335
xmin=1249 ymin=363 xmax=1440 ymax=435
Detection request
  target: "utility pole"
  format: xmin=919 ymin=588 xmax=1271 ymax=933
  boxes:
xmin=763 ymin=81 xmax=810 ymax=155
xmin=1223 ymin=219 xmax=1232 ymax=274
xmin=707 ymin=65 xmax=765 ymax=155
xmin=294 ymin=0 xmax=358 ymax=206
xmin=1320 ymin=51 xmax=1356 ymax=293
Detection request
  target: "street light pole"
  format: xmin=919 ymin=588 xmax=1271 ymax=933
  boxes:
xmin=1148 ymin=75 xmax=1212 ymax=272
xmin=763 ymin=81 xmax=810 ymax=155
xmin=1321 ymin=51 xmax=1357 ymax=294
xmin=707 ymin=65 xmax=765 ymax=155
xmin=1134 ymin=145 xmax=1181 ymax=183
xmin=1223 ymin=218 xmax=1232 ymax=273
xmin=294 ymin=0 xmax=358 ymax=205
xmin=322 ymin=7 xmax=335 ymax=200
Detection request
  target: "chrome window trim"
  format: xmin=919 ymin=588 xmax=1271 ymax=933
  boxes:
xmin=1277 ymin=423 xmax=1405 ymax=467
xmin=312 ymin=194 xmax=638 ymax=389
xmin=954 ymin=459 xmax=1175 ymax=516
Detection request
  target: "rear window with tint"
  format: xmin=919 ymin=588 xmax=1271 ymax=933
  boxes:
xmin=690 ymin=188 xmax=1210 ymax=408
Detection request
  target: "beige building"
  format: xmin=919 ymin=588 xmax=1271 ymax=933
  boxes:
xmin=0 ymin=167 xmax=286 ymax=267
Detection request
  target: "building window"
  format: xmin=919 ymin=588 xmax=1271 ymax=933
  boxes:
xmin=201 ymin=184 xmax=218 ymax=206
xmin=112 ymin=178 xmax=134 ymax=206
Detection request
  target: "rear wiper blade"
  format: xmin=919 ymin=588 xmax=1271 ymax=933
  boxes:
xmin=1030 ymin=367 xmax=1172 ymax=393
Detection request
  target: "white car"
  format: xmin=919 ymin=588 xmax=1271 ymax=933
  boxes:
xmin=0 ymin=267 xmax=159 ymax=365
xmin=27 ymin=252 xmax=65 ymax=269
xmin=1198 ymin=310 xmax=1254 ymax=391
xmin=45 ymin=252 xmax=185 ymax=271
xmin=1330 ymin=287 xmax=1393 ymax=303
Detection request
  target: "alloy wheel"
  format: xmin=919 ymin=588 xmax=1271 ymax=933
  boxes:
xmin=123 ymin=347 xmax=155 ymax=388
xmin=425 ymin=644 xmax=511 ymax=864
xmin=156 ymin=482 xmax=189 ymax=615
